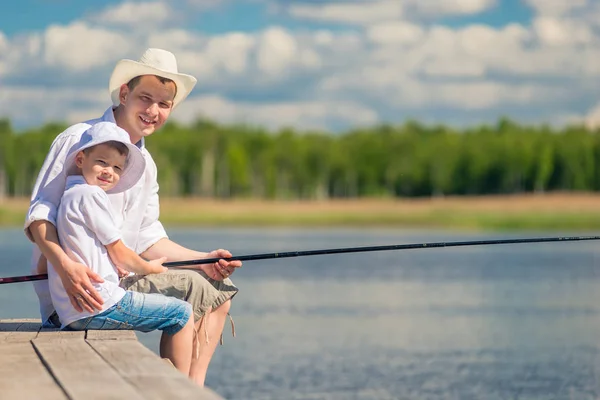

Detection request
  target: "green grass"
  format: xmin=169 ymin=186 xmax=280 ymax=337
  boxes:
xmin=158 ymin=209 xmax=600 ymax=232
xmin=4 ymin=197 xmax=600 ymax=232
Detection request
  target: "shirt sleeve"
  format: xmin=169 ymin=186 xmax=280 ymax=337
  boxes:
xmin=80 ymin=190 xmax=122 ymax=246
xmin=24 ymin=126 xmax=89 ymax=242
xmin=135 ymin=156 xmax=168 ymax=254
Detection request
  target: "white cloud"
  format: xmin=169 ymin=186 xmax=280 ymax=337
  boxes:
xmin=2 ymin=0 xmax=600 ymax=132
xmin=0 ymin=87 xmax=106 ymax=126
xmin=44 ymin=22 xmax=132 ymax=70
xmin=145 ymin=27 xmax=320 ymax=85
xmin=533 ymin=17 xmax=595 ymax=46
xmin=175 ymin=95 xmax=379 ymax=130
xmin=367 ymin=21 xmax=424 ymax=45
xmin=0 ymin=31 xmax=7 ymax=53
xmin=583 ymin=103 xmax=600 ymax=128
xmin=257 ymin=27 xmax=299 ymax=75
xmin=286 ymin=0 xmax=496 ymax=25
xmin=422 ymin=58 xmax=487 ymax=78
xmin=204 ymin=32 xmax=256 ymax=74
xmin=525 ymin=0 xmax=589 ymax=16
xmin=185 ymin=0 xmax=226 ymax=9
xmin=147 ymin=29 xmax=203 ymax=50
xmin=413 ymin=0 xmax=497 ymax=17
xmin=288 ymin=1 xmax=404 ymax=25
xmin=0 ymin=31 xmax=7 ymax=77
xmin=422 ymin=81 xmax=565 ymax=109
xmin=93 ymin=1 xmax=176 ymax=27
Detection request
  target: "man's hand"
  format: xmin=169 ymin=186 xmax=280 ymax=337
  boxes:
xmin=201 ymin=249 xmax=242 ymax=281
xmin=59 ymin=258 xmax=105 ymax=313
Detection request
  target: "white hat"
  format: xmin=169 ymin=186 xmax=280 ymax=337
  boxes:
xmin=109 ymin=48 xmax=197 ymax=109
xmin=65 ymin=122 xmax=146 ymax=194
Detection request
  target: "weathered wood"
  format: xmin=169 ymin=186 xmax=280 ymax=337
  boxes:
xmin=0 ymin=319 xmax=41 ymax=343
xmin=87 ymin=339 xmax=223 ymax=400
xmin=0 ymin=319 xmax=223 ymax=400
xmin=35 ymin=329 xmax=85 ymax=342
xmin=33 ymin=336 xmax=145 ymax=400
xmin=86 ymin=329 xmax=137 ymax=341
xmin=0 ymin=342 xmax=67 ymax=399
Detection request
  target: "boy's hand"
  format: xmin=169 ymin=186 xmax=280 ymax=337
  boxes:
xmin=115 ymin=265 xmax=130 ymax=278
xmin=148 ymin=256 xmax=168 ymax=274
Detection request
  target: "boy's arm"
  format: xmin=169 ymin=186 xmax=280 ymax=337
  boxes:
xmin=106 ymin=239 xmax=167 ymax=275
xmin=142 ymin=238 xmax=241 ymax=281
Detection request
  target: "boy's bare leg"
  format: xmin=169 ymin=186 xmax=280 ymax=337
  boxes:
xmin=189 ymin=300 xmax=231 ymax=386
xmin=160 ymin=317 xmax=195 ymax=376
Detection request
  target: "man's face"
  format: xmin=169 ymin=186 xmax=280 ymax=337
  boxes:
xmin=76 ymin=144 xmax=126 ymax=192
xmin=118 ymin=75 xmax=177 ymax=141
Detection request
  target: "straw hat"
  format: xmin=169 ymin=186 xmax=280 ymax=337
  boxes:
xmin=109 ymin=48 xmax=197 ymax=109
xmin=65 ymin=122 xmax=146 ymax=194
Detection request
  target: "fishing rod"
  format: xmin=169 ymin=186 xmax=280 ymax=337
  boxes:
xmin=2 ymin=235 xmax=600 ymax=285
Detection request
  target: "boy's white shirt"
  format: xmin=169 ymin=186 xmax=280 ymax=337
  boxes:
xmin=52 ymin=176 xmax=127 ymax=328
xmin=25 ymin=107 xmax=168 ymax=323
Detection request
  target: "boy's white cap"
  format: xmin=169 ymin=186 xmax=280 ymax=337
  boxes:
xmin=65 ymin=122 xmax=146 ymax=194
xmin=109 ymin=48 xmax=197 ymax=109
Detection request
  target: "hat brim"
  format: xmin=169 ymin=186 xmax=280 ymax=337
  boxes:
xmin=109 ymin=59 xmax=197 ymax=109
xmin=65 ymin=136 xmax=146 ymax=195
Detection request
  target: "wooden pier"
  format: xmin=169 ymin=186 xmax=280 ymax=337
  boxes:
xmin=0 ymin=319 xmax=224 ymax=399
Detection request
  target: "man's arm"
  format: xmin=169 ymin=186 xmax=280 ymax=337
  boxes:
xmin=106 ymin=239 xmax=167 ymax=275
xmin=29 ymin=220 xmax=104 ymax=313
xmin=141 ymin=238 xmax=242 ymax=280
xmin=136 ymin=157 xmax=241 ymax=280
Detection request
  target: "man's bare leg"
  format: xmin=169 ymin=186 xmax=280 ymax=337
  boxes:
xmin=188 ymin=300 xmax=231 ymax=386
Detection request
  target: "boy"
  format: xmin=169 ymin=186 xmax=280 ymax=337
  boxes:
xmin=50 ymin=121 xmax=195 ymax=376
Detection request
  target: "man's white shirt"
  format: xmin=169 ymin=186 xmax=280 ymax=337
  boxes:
xmin=53 ymin=176 xmax=127 ymax=328
xmin=24 ymin=107 xmax=168 ymax=323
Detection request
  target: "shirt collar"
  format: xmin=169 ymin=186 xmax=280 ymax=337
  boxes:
xmin=65 ymin=175 xmax=88 ymax=190
xmin=101 ymin=106 xmax=146 ymax=150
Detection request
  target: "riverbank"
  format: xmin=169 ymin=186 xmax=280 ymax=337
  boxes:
xmin=2 ymin=193 xmax=600 ymax=231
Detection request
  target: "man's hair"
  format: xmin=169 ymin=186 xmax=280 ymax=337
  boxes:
xmin=83 ymin=141 xmax=129 ymax=157
xmin=126 ymin=75 xmax=178 ymax=97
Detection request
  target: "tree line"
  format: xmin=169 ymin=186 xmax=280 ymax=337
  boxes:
xmin=1 ymin=117 xmax=599 ymax=199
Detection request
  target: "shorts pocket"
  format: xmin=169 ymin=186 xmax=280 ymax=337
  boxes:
xmin=101 ymin=317 xmax=133 ymax=330
xmin=86 ymin=317 xmax=133 ymax=330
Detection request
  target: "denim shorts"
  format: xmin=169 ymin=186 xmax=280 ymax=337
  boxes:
xmin=65 ymin=291 xmax=192 ymax=335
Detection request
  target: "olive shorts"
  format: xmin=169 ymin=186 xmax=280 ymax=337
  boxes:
xmin=119 ymin=269 xmax=239 ymax=322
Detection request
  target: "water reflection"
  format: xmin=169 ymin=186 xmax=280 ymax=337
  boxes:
xmin=2 ymin=227 xmax=600 ymax=399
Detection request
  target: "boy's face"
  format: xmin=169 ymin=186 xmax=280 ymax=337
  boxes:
xmin=75 ymin=144 xmax=127 ymax=192
xmin=117 ymin=75 xmax=176 ymax=143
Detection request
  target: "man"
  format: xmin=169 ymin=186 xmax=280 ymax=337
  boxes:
xmin=25 ymin=48 xmax=241 ymax=387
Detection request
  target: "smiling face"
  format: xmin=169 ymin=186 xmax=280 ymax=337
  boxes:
xmin=114 ymin=75 xmax=177 ymax=145
xmin=75 ymin=143 xmax=128 ymax=192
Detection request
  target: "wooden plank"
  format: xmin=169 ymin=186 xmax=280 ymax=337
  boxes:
xmin=0 ymin=318 xmax=41 ymax=327
xmin=35 ymin=329 xmax=85 ymax=341
xmin=86 ymin=329 xmax=137 ymax=341
xmin=87 ymin=339 xmax=224 ymax=400
xmin=0 ymin=319 xmax=42 ymax=343
xmin=33 ymin=336 xmax=145 ymax=400
xmin=0 ymin=320 xmax=24 ymax=331
xmin=0 ymin=342 xmax=67 ymax=400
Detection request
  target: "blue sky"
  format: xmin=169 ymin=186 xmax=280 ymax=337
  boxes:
xmin=1 ymin=0 xmax=599 ymax=131
xmin=1 ymin=0 xmax=534 ymax=34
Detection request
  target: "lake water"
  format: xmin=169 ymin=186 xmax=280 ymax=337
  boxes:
xmin=2 ymin=227 xmax=600 ymax=399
